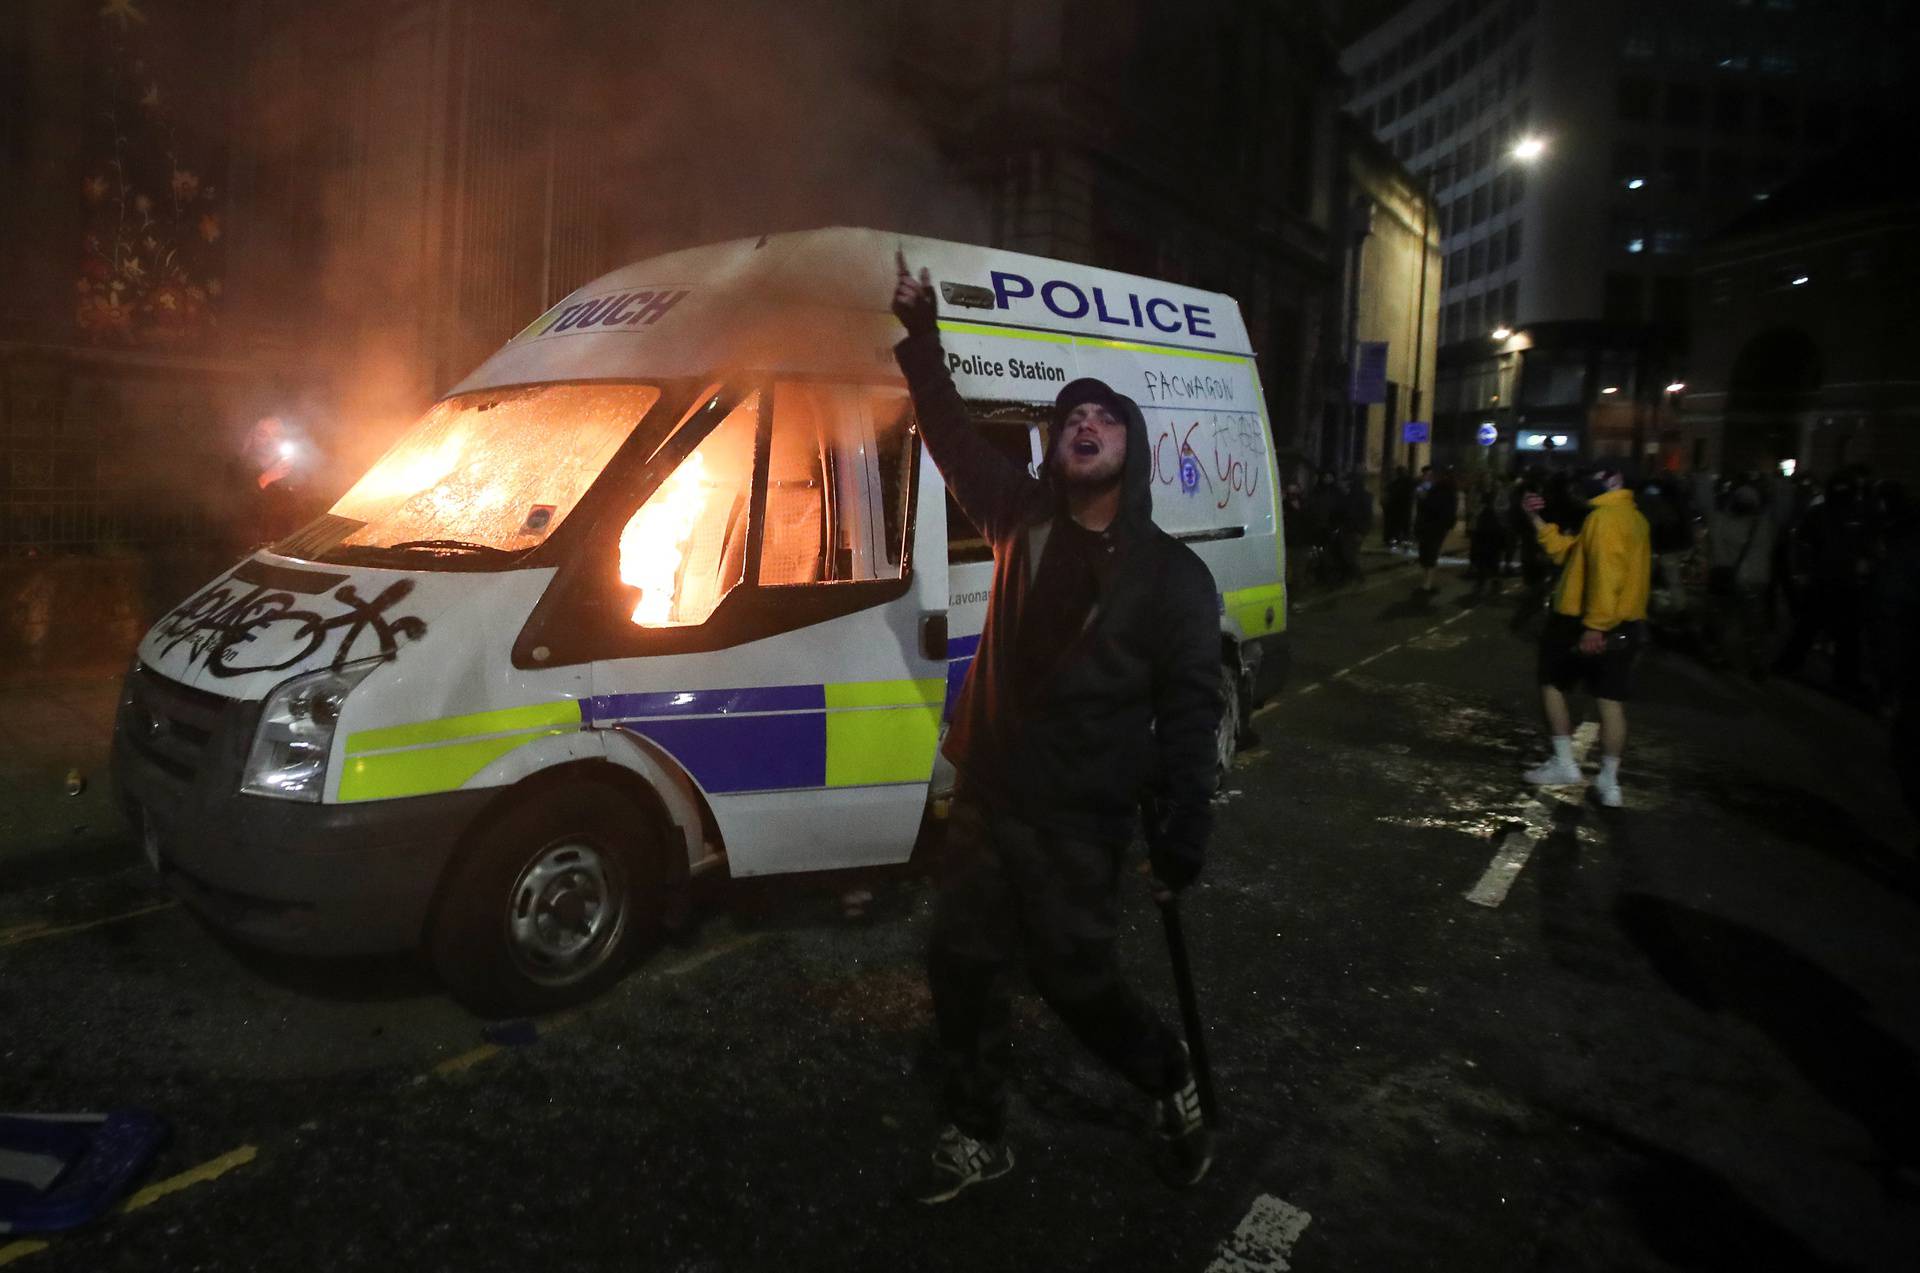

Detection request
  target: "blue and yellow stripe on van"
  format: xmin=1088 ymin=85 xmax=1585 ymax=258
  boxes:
xmin=335 ymin=677 xmax=947 ymax=803
xmin=588 ymin=678 xmax=944 ymax=793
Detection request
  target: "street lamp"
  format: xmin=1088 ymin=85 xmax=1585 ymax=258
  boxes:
xmin=1510 ymin=136 xmax=1547 ymax=162
xmin=1490 ymin=325 xmax=1512 ymax=341
xmin=1665 ymin=381 xmax=1686 ymax=394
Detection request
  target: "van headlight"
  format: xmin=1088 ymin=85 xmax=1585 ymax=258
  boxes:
xmin=241 ymin=659 xmax=384 ymax=802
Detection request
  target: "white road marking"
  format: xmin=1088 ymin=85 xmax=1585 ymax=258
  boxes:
xmin=1465 ymin=721 xmax=1598 ymax=908
xmin=1206 ymin=1194 xmax=1313 ymax=1272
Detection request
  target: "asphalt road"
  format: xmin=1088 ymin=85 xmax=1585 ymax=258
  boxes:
xmin=3 ymin=564 xmax=1916 ymax=1271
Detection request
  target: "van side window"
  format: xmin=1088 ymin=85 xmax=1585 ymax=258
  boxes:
xmin=945 ymin=401 xmax=1050 ymax=564
xmin=618 ymin=391 xmax=758 ymax=627
xmin=762 ymin=383 xmax=912 ymax=585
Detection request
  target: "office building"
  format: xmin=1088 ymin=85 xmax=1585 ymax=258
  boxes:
xmin=1340 ymin=0 xmax=1902 ymax=469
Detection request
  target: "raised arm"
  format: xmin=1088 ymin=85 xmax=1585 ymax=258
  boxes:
xmin=1521 ymin=492 xmax=1579 ymax=564
xmin=892 ymin=252 xmax=1038 ymax=545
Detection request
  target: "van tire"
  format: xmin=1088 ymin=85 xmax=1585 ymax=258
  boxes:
xmin=430 ymin=782 xmax=664 ymax=1017
xmin=1215 ymin=660 xmax=1243 ymax=786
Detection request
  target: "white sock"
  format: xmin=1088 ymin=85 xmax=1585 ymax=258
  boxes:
xmin=1599 ymin=755 xmax=1620 ymax=783
xmin=1551 ymin=736 xmax=1575 ymax=766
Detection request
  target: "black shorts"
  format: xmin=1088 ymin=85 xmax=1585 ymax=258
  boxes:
xmin=1416 ymin=525 xmax=1446 ymax=568
xmin=1537 ymin=614 xmax=1643 ymax=702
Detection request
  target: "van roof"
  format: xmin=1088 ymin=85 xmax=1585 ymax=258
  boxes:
xmin=448 ymin=227 xmax=1253 ymax=396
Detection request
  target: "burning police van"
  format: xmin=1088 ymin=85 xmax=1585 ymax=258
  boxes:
xmin=112 ymin=228 xmax=1288 ymax=1013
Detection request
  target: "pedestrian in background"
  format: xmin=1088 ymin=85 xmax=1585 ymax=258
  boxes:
xmin=1383 ymin=465 xmax=1413 ymax=550
xmin=1520 ymin=461 xmax=1651 ymax=808
xmin=1705 ymin=482 xmax=1775 ymax=679
xmin=892 ymin=255 xmax=1220 ymax=1203
xmin=1341 ymin=472 xmax=1375 ymax=582
xmin=1867 ymin=483 xmax=1919 ymax=833
xmin=1776 ymin=468 xmax=1874 ymax=698
xmin=1468 ymin=490 xmax=1508 ymax=599
xmin=1414 ymin=465 xmax=1455 ymax=593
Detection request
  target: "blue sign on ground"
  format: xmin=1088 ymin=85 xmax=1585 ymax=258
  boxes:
xmin=1476 ymin=422 xmax=1498 ymax=446
xmin=1401 ymin=420 xmax=1430 ymax=444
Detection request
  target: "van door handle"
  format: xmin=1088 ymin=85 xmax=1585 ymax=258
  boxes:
xmin=920 ymin=613 xmax=948 ymax=661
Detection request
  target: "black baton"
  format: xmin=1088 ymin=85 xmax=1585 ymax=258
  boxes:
xmin=1157 ymin=895 xmax=1218 ymax=1127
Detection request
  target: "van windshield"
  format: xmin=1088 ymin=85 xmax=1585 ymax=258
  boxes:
xmin=281 ymin=382 xmax=664 ymax=567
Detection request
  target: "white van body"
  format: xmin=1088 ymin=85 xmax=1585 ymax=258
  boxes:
xmin=112 ymin=228 xmax=1286 ymax=1010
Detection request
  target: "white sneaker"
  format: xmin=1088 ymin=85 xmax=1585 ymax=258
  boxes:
xmin=1522 ymin=757 xmax=1583 ymax=785
xmin=1593 ymin=773 xmax=1623 ymax=807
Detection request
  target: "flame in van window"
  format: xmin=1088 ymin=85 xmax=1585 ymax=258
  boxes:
xmin=620 ymin=451 xmax=712 ymax=625
xmin=617 ymin=390 xmax=757 ymax=626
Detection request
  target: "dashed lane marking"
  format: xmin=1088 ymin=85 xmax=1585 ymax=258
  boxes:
xmin=1205 ymin=1194 xmax=1313 ymax=1271
xmin=1464 ymin=720 xmax=1599 ymax=908
xmin=1253 ymin=608 xmax=1473 ymax=720
xmin=0 ymin=900 xmax=178 ymax=950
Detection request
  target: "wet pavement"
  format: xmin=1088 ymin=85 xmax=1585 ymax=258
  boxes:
xmin=3 ymin=566 xmax=1916 ymax=1271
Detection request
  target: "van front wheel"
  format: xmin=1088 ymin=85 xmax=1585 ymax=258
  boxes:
xmin=430 ymin=782 xmax=663 ymax=1016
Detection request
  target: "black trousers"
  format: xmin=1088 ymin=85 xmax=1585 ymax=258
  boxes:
xmin=928 ymin=796 xmax=1184 ymax=1141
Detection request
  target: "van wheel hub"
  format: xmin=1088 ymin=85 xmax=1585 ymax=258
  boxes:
xmin=507 ymin=841 xmax=625 ymax=984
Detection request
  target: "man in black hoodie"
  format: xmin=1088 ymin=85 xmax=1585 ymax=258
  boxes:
xmin=892 ymin=255 xmax=1222 ymax=1203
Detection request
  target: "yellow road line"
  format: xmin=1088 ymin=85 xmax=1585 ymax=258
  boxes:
xmin=430 ymin=1044 xmax=502 ymax=1077
xmin=119 ymin=1144 xmax=257 ymax=1213
xmin=663 ymin=932 xmax=764 ymax=977
xmin=424 ymin=935 xmax=765 ymax=1083
xmin=0 ymin=901 xmax=178 ymax=950
xmin=0 ymin=1145 xmax=260 ymax=1267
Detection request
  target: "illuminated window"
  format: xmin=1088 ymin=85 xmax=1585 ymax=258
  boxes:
xmin=619 ymin=393 xmax=758 ymax=627
xmin=318 ymin=382 xmax=662 ymax=559
xmin=761 ymin=383 xmax=914 ymax=586
xmin=617 ymin=383 xmax=916 ymax=628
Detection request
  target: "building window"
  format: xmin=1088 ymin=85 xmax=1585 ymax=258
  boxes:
xmin=1502 ymin=280 xmax=1518 ymax=324
xmin=1660 ymin=146 xmax=1701 ymax=195
xmin=1610 ymin=210 xmax=1647 ymax=255
xmin=1471 ymin=184 xmax=1490 ymax=224
xmin=1468 ymin=240 xmax=1486 ymax=279
xmin=1652 ymin=220 xmax=1692 ymax=255
xmin=1487 ymin=231 xmax=1506 ymax=272
xmin=1420 ymin=69 xmax=1438 ymax=103
xmin=1616 ymin=76 xmax=1655 ymax=121
xmin=1603 ymin=273 xmax=1643 ymax=324
xmin=1665 ymin=83 xmax=1704 ymax=128
xmin=1505 ymin=220 xmax=1522 ymax=263
xmin=1708 ymin=151 xmax=1742 ymax=190
xmin=1612 ymin=140 xmax=1649 ymax=183
xmin=1419 ymin=117 xmax=1436 ymax=151
xmin=1447 ymin=248 xmax=1466 ymax=281
xmin=1713 ymin=86 xmax=1747 ymax=132
xmin=1758 ymin=93 xmax=1795 ymax=139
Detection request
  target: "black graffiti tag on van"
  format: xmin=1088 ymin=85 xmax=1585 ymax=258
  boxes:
xmin=155 ymin=574 xmax=428 ymax=678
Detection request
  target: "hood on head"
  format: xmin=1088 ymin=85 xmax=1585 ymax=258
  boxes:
xmin=1044 ymin=377 xmax=1153 ymax=525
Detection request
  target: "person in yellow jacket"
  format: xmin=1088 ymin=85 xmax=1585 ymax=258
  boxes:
xmin=1519 ymin=462 xmax=1651 ymax=807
